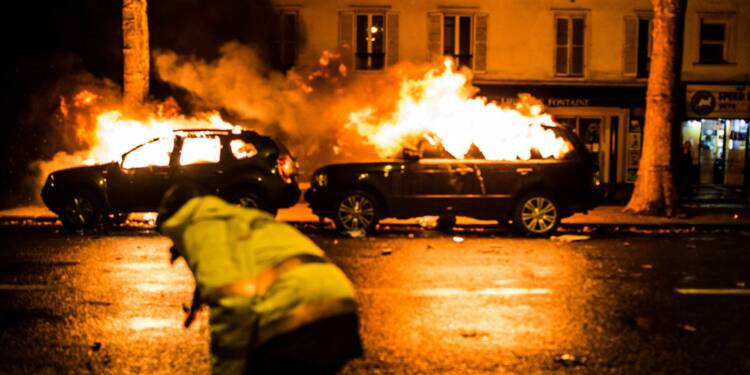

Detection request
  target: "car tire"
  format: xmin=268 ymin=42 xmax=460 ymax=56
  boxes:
xmin=436 ymin=215 xmax=456 ymax=231
xmin=225 ymin=189 xmax=277 ymax=216
xmin=60 ymin=190 xmax=103 ymax=229
xmin=333 ymin=190 xmax=380 ymax=233
xmin=512 ymin=192 xmax=560 ymax=237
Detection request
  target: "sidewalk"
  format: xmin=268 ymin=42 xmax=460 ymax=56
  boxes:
xmin=2 ymin=203 xmax=749 ymax=229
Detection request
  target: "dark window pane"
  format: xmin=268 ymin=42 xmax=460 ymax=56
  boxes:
xmin=356 ymin=15 xmax=368 ymax=54
xmin=444 ymin=16 xmax=455 ymax=55
xmin=572 ymin=18 xmax=584 ymax=44
xmin=459 ymin=16 xmax=472 ymax=55
xmin=372 ymin=15 xmax=384 ymax=53
xmin=556 ymin=18 xmax=568 ymax=45
xmin=701 ymin=22 xmax=725 ymax=41
xmin=459 ymin=54 xmax=472 ymax=68
xmin=372 ymin=54 xmax=384 ymax=69
xmin=556 ymin=46 xmax=568 ymax=74
xmin=637 ymin=18 xmax=650 ymax=77
xmin=571 ymin=46 xmax=583 ymax=75
xmin=700 ymin=44 xmax=725 ymax=63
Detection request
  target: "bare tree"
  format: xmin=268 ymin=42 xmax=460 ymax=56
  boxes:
xmin=122 ymin=0 xmax=149 ymax=111
xmin=625 ymin=0 xmax=686 ymax=216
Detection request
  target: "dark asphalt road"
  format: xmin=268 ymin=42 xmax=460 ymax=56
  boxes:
xmin=0 ymin=224 xmax=749 ymax=374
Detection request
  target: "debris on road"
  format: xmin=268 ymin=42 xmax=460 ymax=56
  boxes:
xmin=417 ymin=216 xmax=438 ymax=229
xmin=681 ymin=324 xmax=697 ymax=333
xmin=344 ymin=229 xmax=366 ymax=238
xmin=554 ymin=353 xmax=588 ymax=367
xmin=407 ymin=233 xmax=415 ymax=239
xmin=641 ymin=264 xmax=653 ymax=269
xmin=381 ymin=248 xmax=393 ymax=256
xmin=91 ymin=342 xmax=101 ymax=352
xmin=452 ymin=236 xmax=464 ymax=243
xmin=333 ymin=239 xmax=339 ymax=245
xmin=737 ymin=281 xmax=746 ymax=288
xmin=550 ymin=234 xmax=590 ymax=242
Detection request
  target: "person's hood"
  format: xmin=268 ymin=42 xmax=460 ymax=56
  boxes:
xmin=159 ymin=195 xmax=264 ymax=259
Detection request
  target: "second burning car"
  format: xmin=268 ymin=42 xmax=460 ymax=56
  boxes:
xmin=305 ymin=126 xmax=603 ymax=236
xmin=42 ymin=128 xmax=300 ymax=229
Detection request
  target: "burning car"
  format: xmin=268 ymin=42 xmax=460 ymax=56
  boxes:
xmin=41 ymin=128 xmax=300 ymax=229
xmin=305 ymin=126 xmax=602 ymax=236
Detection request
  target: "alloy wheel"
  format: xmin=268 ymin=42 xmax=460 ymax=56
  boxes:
xmin=337 ymin=193 xmax=376 ymax=231
xmin=519 ymin=196 xmax=558 ymax=234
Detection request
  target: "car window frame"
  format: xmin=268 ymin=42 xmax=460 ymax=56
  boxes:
xmin=120 ymin=137 xmax=177 ymax=170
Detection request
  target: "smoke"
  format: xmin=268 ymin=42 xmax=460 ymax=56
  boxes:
xmin=154 ymin=42 xmax=433 ymax=177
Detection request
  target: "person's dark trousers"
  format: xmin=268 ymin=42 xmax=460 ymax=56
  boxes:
xmin=245 ymin=313 xmax=363 ymax=374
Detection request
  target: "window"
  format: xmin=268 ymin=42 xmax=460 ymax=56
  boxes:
xmin=230 ymin=139 xmax=258 ymax=160
xmin=179 ymin=136 xmax=222 ymax=166
xmin=624 ymin=15 xmax=652 ymax=78
xmin=272 ymin=10 xmax=299 ymax=71
xmin=636 ymin=18 xmax=652 ymax=77
xmin=699 ymin=18 xmax=731 ymax=64
xmin=555 ymin=15 xmax=585 ymax=77
xmin=356 ymin=13 xmax=385 ymax=70
xmin=444 ymin=15 xmax=473 ymax=68
xmin=122 ymin=138 xmax=174 ymax=169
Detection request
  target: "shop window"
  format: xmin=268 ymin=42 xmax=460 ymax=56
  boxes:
xmin=698 ymin=15 xmax=734 ymax=64
xmin=272 ymin=10 xmax=299 ymax=72
xmin=122 ymin=138 xmax=174 ymax=169
xmin=554 ymin=14 xmax=585 ymax=77
xmin=356 ymin=13 xmax=385 ymax=70
xmin=179 ymin=136 xmax=222 ymax=166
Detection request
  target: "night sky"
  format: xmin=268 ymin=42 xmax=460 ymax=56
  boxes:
xmin=1 ymin=0 xmax=279 ymax=207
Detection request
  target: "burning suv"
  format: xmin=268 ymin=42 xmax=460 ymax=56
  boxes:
xmin=42 ymin=128 xmax=300 ymax=229
xmin=305 ymin=126 xmax=603 ymax=236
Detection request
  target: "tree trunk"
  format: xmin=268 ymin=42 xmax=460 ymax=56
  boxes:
xmin=625 ymin=0 xmax=686 ymax=216
xmin=122 ymin=0 xmax=149 ymax=112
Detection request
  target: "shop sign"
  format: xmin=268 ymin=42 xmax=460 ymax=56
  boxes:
xmin=686 ymin=85 xmax=750 ymax=118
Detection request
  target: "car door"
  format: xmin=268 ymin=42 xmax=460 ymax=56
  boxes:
xmin=171 ymin=135 xmax=225 ymax=192
xmin=475 ymin=160 xmax=534 ymax=215
xmin=399 ymin=157 xmax=483 ymax=216
xmin=108 ymin=137 xmax=176 ymax=211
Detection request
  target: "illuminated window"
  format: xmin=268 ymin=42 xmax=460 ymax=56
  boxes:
xmin=555 ymin=15 xmax=585 ymax=77
xmin=122 ymin=138 xmax=174 ymax=169
xmin=356 ymin=13 xmax=385 ymax=70
xmin=699 ymin=16 xmax=734 ymax=64
xmin=179 ymin=137 xmax=222 ymax=166
xmin=230 ymin=139 xmax=258 ymax=160
xmin=272 ymin=10 xmax=298 ymax=71
xmin=443 ymin=15 xmax=473 ymax=68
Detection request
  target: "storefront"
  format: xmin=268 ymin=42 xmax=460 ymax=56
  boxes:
xmin=477 ymin=84 xmax=646 ymax=201
xmin=682 ymin=84 xmax=750 ymax=187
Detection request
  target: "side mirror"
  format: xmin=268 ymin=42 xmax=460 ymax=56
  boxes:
xmin=402 ymin=148 xmax=420 ymax=161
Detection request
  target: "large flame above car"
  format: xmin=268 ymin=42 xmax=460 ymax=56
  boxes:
xmin=66 ymin=91 xmax=238 ymax=168
xmin=346 ymin=59 xmax=570 ymax=160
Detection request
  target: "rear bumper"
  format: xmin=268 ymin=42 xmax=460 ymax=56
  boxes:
xmin=304 ymin=186 xmax=330 ymax=217
xmin=274 ymin=182 xmax=302 ymax=208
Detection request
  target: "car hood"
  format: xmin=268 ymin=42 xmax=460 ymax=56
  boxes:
xmin=48 ymin=163 xmax=114 ymax=180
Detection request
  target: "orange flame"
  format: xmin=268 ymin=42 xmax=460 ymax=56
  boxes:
xmin=346 ymin=59 xmax=570 ymax=160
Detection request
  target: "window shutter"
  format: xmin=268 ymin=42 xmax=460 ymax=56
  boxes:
xmin=473 ymin=13 xmax=488 ymax=72
xmin=387 ymin=12 xmax=399 ymax=67
xmin=339 ymin=11 xmax=355 ymax=71
xmin=623 ymin=16 xmax=637 ymax=76
xmin=427 ymin=12 xmax=443 ymax=63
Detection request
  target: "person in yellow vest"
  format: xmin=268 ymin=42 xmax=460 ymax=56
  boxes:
xmin=157 ymin=183 xmax=363 ymax=374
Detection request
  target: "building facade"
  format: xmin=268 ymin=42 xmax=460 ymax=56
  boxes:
xmin=271 ymin=0 xmax=750 ymax=201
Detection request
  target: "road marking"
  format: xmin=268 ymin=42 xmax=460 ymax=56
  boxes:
xmin=360 ymin=287 xmax=551 ymax=297
xmin=676 ymin=288 xmax=750 ymax=295
xmin=0 ymin=284 xmax=49 ymax=291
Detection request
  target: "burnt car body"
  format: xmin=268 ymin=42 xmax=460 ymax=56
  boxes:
xmin=42 ymin=129 xmax=300 ymax=229
xmin=305 ymin=126 xmax=603 ymax=236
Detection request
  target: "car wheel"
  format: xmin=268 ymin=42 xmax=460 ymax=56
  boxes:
xmin=436 ymin=215 xmax=456 ymax=231
xmin=60 ymin=190 xmax=103 ymax=229
xmin=512 ymin=192 xmax=560 ymax=236
xmin=225 ymin=189 xmax=277 ymax=216
xmin=333 ymin=190 xmax=380 ymax=233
